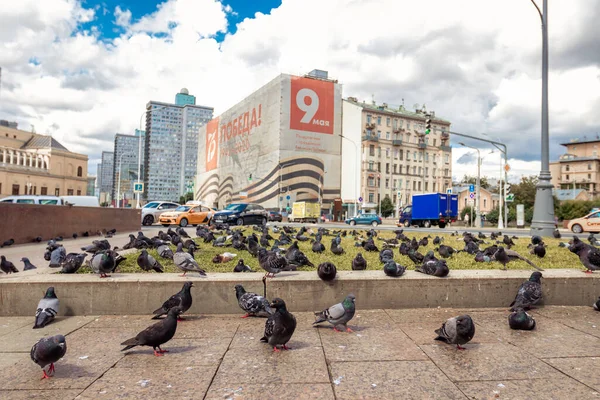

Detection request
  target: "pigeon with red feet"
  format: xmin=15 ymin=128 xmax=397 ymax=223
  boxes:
xmin=121 ymin=307 xmax=182 ymax=356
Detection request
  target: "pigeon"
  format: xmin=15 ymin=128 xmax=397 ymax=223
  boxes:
xmin=54 ymin=236 xmax=63 ymax=242
xmin=258 ymin=247 xmax=290 ymax=277
xmin=569 ymin=236 xmax=600 ymax=273
xmin=30 ymin=335 xmax=67 ymax=379
xmin=235 ymin=284 xmax=273 ymax=318
xmin=531 ymin=235 xmax=543 ymax=245
xmin=121 ymin=307 xmax=182 ymax=356
xmin=137 ymin=231 xmax=154 ymax=247
xmin=287 ymin=250 xmax=314 ymax=268
xmin=493 ymin=246 xmax=510 ymax=270
xmin=416 ymin=259 xmax=449 ymax=277
xmin=553 ymin=229 xmax=561 ymax=239
xmin=33 ymin=287 xmax=60 ymax=329
xmin=174 ymin=243 xmax=206 ymax=277
xmin=437 ymin=245 xmax=459 ymax=259
xmin=1 ymin=238 xmax=14 ymax=247
xmin=88 ymin=250 xmax=116 ymax=278
xmin=233 ymin=259 xmax=253 ymax=272
xmin=176 ymin=227 xmax=190 ymax=238
xmin=508 ymin=309 xmax=536 ymax=330
xmin=106 ymin=228 xmax=116 ymax=235
xmin=212 ymin=252 xmax=237 ymax=263
xmin=530 ymin=243 xmax=546 ymax=258
xmin=330 ymin=238 xmax=345 ymax=255
xmin=317 ymin=262 xmax=337 ymax=281
xmin=474 ymin=251 xmax=491 ymax=263
xmin=407 ymin=249 xmax=425 ymax=265
xmin=383 ymin=260 xmax=406 ymax=277
xmin=81 ymin=239 xmax=111 ymax=254
xmin=60 ymin=253 xmax=87 ymax=274
xmin=434 ymin=315 xmax=475 ymax=350
xmin=503 ymin=235 xmax=515 ymax=248
xmin=0 ymin=255 xmax=18 ymax=273
xmin=157 ymin=244 xmax=174 ymax=260
xmin=21 ymin=257 xmax=37 ymax=271
xmin=261 ymin=298 xmax=297 ymax=351
xmin=33 ymin=236 xmax=43 ymax=243
xmin=379 ymin=248 xmax=395 ymax=263
xmin=137 ymin=249 xmax=164 ymax=273
xmin=594 ymin=297 xmax=600 ymax=311
xmin=152 ymin=282 xmax=194 ymax=320
xmin=352 ymin=253 xmax=367 ymax=270
xmin=432 ymin=236 xmax=442 ymax=245
xmin=313 ymin=294 xmax=356 ymax=332
xmin=49 ymin=246 xmax=66 ymax=268
xmin=312 ymin=239 xmax=325 ymax=253
xmin=478 ymin=232 xmax=487 ymax=239
xmin=510 ymin=272 xmax=543 ymax=311
xmin=72 ymin=233 xmax=78 ymax=240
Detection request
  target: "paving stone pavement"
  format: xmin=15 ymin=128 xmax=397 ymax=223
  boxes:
xmin=0 ymin=307 xmax=599 ymax=399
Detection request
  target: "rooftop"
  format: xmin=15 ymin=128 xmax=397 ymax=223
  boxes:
xmin=345 ymin=98 xmax=451 ymax=124
xmin=553 ymin=188 xmax=586 ymax=201
xmin=20 ymin=134 xmax=70 ymax=152
xmin=560 ymin=136 xmax=600 ymax=146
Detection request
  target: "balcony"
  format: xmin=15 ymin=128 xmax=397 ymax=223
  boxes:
xmin=392 ymin=139 xmax=403 ymax=146
xmin=440 ymin=145 xmax=452 ymax=152
xmin=418 ymin=143 xmax=427 ymax=149
xmin=365 ymin=122 xmax=376 ymax=130
xmin=363 ymin=134 xmax=379 ymax=142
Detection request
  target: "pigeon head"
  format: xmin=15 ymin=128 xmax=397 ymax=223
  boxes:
xmin=356 ymin=253 xmax=363 ymax=258
xmin=343 ymin=294 xmax=356 ymax=306
xmin=237 ymin=259 xmax=244 ymax=266
xmin=456 ymin=315 xmax=472 ymax=326
xmin=529 ymin=272 xmax=543 ymax=282
xmin=183 ymin=282 xmax=194 ymax=290
xmin=44 ymin=287 xmax=57 ymax=298
xmin=21 ymin=257 xmax=29 ymax=262
xmin=167 ymin=307 xmax=183 ymax=318
xmin=234 ymin=284 xmax=246 ymax=297
xmin=176 ymin=243 xmax=184 ymax=252
xmin=270 ymin=298 xmax=288 ymax=311
xmin=53 ymin=334 xmax=67 ymax=347
xmin=0 ymin=256 xmax=5 ymax=261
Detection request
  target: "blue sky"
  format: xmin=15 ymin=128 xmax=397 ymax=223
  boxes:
xmin=82 ymin=0 xmax=281 ymax=40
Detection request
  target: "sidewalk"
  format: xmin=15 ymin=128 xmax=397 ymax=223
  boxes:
xmin=1 ymin=307 xmax=599 ymax=399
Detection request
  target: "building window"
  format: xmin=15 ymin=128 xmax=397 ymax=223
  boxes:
xmin=407 ymin=121 xmax=411 ymax=129
xmin=386 ymin=132 xmax=390 ymax=140
xmin=566 ymin=174 xmax=570 ymax=180
xmin=368 ymin=193 xmax=374 ymax=203
xmin=433 ymin=139 xmax=437 ymax=146
xmin=369 ymin=145 xmax=375 ymax=156
xmin=433 ymin=182 xmax=436 ymax=191
xmin=445 ymin=154 xmax=450 ymax=163
xmin=399 ymin=179 xmax=403 ymax=188
xmin=386 ymin=148 xmax=390 ymax=158
xmin=589 ymin=164 xmax=592 ymax=170
xmin=425 ymin=153 xmax=429 ymax=162
xmin=377 ymin=116 xmax=381 ymax=125
xmin=377 ymin=130 xmax=381 ymax=138
xmin=425 ymin=167 xmax=429 ymax=176
xmin=368 ymin=161 xmax=374 ymax=171
xmin=425 ymin=182 xmax=428 ymax=191
xmin=77 ymin=166 xmax=83 ymax=177
xmin=393 ymin=194 xmax=397 ymax=203
xmin=367 ymin=115 xmax=372 ymax=123
xmin=55 ymin=188 xmax=60 ymax=196
xmin=77 ymin=190 xmax=82 ymax=195
xmin=484 ymin=199 xmax=487 ymax=208
xmin=589 ymin=174 xmax=592 ymax=179
xmin=565 ymin=165 xmax=570 ymax=171
xmin=413 ymin=166 xmax=417 ymax=175
xmin=378 ymin=147 xmax=382 ymax=157
xmin=399 ymin=150 xmax=403 ymax=160
xmin=41 ymin=187 xmax=47 ymax=195
xmin=386 ymin=163 xmax=390 ymax=173
xmin=418 ymin=181 xmax=422 ymax=191
xmin=419 ymin=152 xmax=423 ymax=161
xmin=368 ymin=177 xmax=375 ymax=187
xmin=393 ymin=164 xmax=397 ymax=174
xmin=413 ymin=151 xmax=417 ymax=161
xmin=12 ymin=184 xmax=19 ymax=195
xmin=67 ymin=189 xmax=74 ymax=195
xmin=386 ymin=117 xmax=391 ymax=126
xmin=385 ymin=179 xmax=389 ymax=188
xmin=394 ymin=149 xmax=398 ymax=159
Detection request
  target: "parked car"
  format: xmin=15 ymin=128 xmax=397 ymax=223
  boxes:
xmin=268 ymin=210 xmax=282 ymax=222
xmin=568 ymin=211 xmax=600 ymax=233
xmin=158 ymin=203 xmax=215 ymax=227
xmin=141 ymin=201 xmax=180 ymax=226
xmin=345 ymin=213 xmax=382 ymax=227
xmin=60 ymin=196 xmax=99 ymax=207
xmin=0 ymin=195 xmax=63 ymax=205
xmin=212 ymin=203 xmax=268 ymax=226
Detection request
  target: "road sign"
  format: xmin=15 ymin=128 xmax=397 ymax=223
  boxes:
xmin=133 ymin=182 xmax=144 ymax=193
xmin=286 ymin=195 xmax=291 ymax=200
xmin=358 ymin=196 xmax=363 ymax=202
xmin=469 ymin=192 xmax=475 ymax=199
xmin=504 ymin=164 xmax=511 ymax=172
xmin=505 ymin=194 xmax=515 ymax=202
xmin=239 ymin=191 xmax=248 ymax=198
xmin=446 ymin=188 xmax=452 ymax=194
xmin=469 ymin=184 xmax=475 ymax=192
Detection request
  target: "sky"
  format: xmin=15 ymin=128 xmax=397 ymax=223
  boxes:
xmin=1 ymin=0 xmax=599 ymax=182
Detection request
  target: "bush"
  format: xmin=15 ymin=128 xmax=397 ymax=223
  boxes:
xmin=556 ymin=200 xmax=600 ymax=221
xmin=460 ymin=206 xmax=473 ymax=221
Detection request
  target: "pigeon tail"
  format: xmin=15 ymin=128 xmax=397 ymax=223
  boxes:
xmin=120 ymin=337 xmax=140 ymax=351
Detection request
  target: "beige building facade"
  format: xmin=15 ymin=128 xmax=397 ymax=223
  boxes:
xmin=455 ymin=186 xmax=499 ymax=215
xmin=550 ymin=138 xmax=600 ymax=199
xmin=0 ymin=125 xmax=88 ymax=198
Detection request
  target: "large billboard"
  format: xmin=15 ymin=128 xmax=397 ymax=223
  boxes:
xmin=196 ymin=73 xmax=342 ymax=210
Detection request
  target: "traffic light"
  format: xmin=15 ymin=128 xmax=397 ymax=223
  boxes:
xmin=248 ymin=173 xmax=252 ymax=182
xmin=505 ymin=183 xmax=511 ymax=194
xmin=425 ymin=118 xmax=432 ymax=135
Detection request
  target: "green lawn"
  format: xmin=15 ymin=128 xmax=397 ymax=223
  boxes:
xmin=76 ymin=227 xmax=581 ymax=274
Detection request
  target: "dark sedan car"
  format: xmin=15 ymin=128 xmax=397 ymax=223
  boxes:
xmin=212 ymin=203 xmax=269 ymax=226
xmin=268 ymin=211 xmax=282 ymax=222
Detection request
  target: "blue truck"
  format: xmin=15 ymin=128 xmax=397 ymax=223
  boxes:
xmin=398 ymin=193 xmax=458 ymax=228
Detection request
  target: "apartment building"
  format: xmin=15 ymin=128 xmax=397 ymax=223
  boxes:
xmin=341 ymin=98 xmax=452 ymax=216
xmin=550 ymin=137 xmax=600 ymax=199
xmin=112 ymin=130 xmax=145 ymax=206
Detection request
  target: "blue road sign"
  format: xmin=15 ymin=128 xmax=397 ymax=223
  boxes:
xmin=469 ymin=184 xmax=475 ymax=192
xmin=286 ymin=195 xmax=291 ymax=200
xmin=358 ymin=196 xmax=363 ymax=202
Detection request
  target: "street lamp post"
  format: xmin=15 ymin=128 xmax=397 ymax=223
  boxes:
xmin=340 ymin=135 xmax=360 ymax=217
xmin=278 ymin=162 xmax=294 ymax=213
xmin=529 ymin=0 xmax=555 ymax=236
xmin=459 ymin=143 xmax=481 ymax=228
xmin=116 ymin=151 xmax=134 ymax=209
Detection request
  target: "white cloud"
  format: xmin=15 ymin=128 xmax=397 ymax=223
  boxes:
xmin=0 ymin=0 xmax=598 ymax=176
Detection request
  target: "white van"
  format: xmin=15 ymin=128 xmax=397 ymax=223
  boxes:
xmin=60 ymin=196 xmax=99 ymax=207
xmin=0 ymin=195 xmax=64 ymax=205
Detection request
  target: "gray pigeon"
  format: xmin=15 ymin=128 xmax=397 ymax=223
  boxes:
xmin=352 ymin=253 xmax=367 ymax=270
xmin=137 ymin=249 xmax=164 ymax=273
xmin=88 ymin=250 xmax=116 ymax=278
xmin=34 ymin=287 xmax=59 ymax=329
xmin=383 ymin=260 xmax=406 ymax=277
xmin=508 ymin=309 xmax=536 ymax=330
xmin=233 ymin=259 xmax=253 ymax=272
xmin=510 ymin=272 xmax=543 ymax=311
xmin=235 ymin=284 xmax=273 ymax=317
xmin=1 ymin=255 xmax=19 ymax=273
xmin=173 ymin=243 xmax=206 ymax=277
xmin=60 ymin=253 xmax=87 ymax=274
xmin=594 ymin=297 xmax=600 ymax=311
xmin=261 ymin=298 xmax=296 ymax=351
xmin=121 ymin=307 xmax=182 ymax=356
xmin=49 ymin=246 xmax=66 ymax=268
xmin=21 ymin=257 xmax=37 ymax=271
xmin=30 ymin=334 xmax=67 ymax=379
xmin=434 ymin=315 xmax=475 ymax=350
xmin=152 ymin=282 xmax=193 ymax=320
xmin=258 ymin=247 xmax=290 ymax=277
xmin=416 ymin=259 xmax=449 ymax=277
xmin=157 ymin=244 xmax=174 ymax=260
xmin=313 ymin=294 xmax=356 ymax=332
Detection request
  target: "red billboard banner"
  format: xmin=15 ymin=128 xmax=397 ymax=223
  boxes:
xmin=290 ymin=77 xmax=334 ymax=135
xmin=205 ymin=117 xmax=220 ymax=171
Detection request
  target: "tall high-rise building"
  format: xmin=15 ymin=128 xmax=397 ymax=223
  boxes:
xmin=112 ymin=131 xmax=145 ymax=206
xmin=175 ymin=88 xmax=196 ymax=106
xmin=98 ymin=151 xmax=114 ymax=203
xmin=144 ymin=89 xmax=213 ymax=201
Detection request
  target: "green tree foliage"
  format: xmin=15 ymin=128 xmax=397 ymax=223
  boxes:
xmin=179 ymin=192 xmax=194 ymax=204
xmin=461 ymin=175 xmax=490 ymax=190
xmin=510 ymin=175 xmax=538 ymax=209
xmin=556 ymin=200 xmax=600 ymax=220
xmin=380 ymin=196 xmax=394 ymax=217
xmin=460 ymin=206 xmax=473 ymax=221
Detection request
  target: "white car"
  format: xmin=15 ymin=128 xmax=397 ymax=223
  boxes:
xmin=141 ymin=201 xmax=180 ymax=226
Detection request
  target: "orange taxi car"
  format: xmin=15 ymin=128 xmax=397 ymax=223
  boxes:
xmin=159 ymin=203 xmax=215 ymax=227
xmin=568 ymin=211 xmax=600 ymax=233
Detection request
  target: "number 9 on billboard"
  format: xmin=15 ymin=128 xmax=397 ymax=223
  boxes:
xmin=290 ymin=77 xmax=334 ymax=135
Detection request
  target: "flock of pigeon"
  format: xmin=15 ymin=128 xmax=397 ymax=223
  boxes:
xmin=9 ymin=223 xmax=600 ymax=380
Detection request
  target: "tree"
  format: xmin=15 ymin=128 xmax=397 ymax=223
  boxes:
xmin=461 ymin=175 xmax=490 ymax=190
xmin=179 ymin=192 xmax=194 ymax=204
xmin=380 ymin=196 xmax=394 ymax=217
xmin=460 ymin=206 xmax=473 ymax=221
xmin=510 ymin=175 xmax=538 ymax=209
